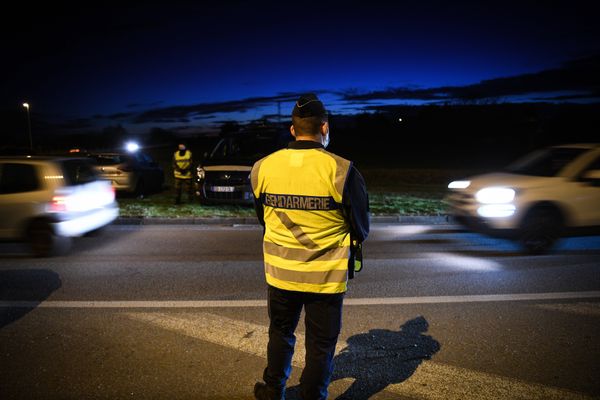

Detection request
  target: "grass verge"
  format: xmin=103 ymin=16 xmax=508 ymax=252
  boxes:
xmin=117 ymin=191 xmax=447 ymax=218
xmin=116 ymin=168 xmax=463 ymax=218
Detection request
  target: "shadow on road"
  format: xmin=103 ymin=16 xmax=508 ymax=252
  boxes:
xmin=0 ymin=269 xmax=62 ymax=329
xmin=286 ymin=316 xmax=440 ymax=399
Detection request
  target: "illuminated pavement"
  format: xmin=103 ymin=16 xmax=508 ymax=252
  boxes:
xmin=1 ymin=224 xmax=599 ymax=399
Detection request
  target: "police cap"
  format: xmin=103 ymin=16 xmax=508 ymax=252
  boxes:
xmin=292 ymin=93 xmax=327 ymax=118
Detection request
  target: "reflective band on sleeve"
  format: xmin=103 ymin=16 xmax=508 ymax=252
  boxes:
xmin=265 ymin=263 xmax=348 ymax=284
xmin=264 ymin=241 xmax=349 ymax=262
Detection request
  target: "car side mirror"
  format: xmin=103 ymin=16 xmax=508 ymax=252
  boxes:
xmin=581 ymin=169 xmax=600 ymax=186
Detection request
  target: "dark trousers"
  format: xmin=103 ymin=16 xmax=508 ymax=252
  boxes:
xmin=174 ymin=177 xmax=193 ymax=203
xmin=264 ymin=285 xmax=344 ymax=400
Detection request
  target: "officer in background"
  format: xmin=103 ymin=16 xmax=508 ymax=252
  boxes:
xmin=251 ymin=93 xmax=369 ymax=400
xmin=172 ymin=143 xmax=193 ymax=204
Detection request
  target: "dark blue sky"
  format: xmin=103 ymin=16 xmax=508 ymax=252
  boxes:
xmin=2 ymin=1 xmax=599 ymax=135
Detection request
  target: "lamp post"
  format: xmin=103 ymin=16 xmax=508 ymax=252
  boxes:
xmin=22 ymin=103 xmax=32 ymax=150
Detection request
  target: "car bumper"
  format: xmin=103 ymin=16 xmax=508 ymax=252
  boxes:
xmin=53 ymin=203 xmax=119 ymax=237
xmin=450 ymin=214 xmax=518 ymax=238
xmin=197 ymin=181 xmax=254 ymax=205
xmin=97 ymin=175 xmax=135 ymax=192
xmin=111 ymin=178 xmax=135 ymax=192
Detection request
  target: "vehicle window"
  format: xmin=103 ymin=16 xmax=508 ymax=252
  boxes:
xmin=210 ymin=136 xmax=284 ymax=161
xmin=93 ymin=155 xmax=126 ymax=165
xmin=582 ymin=155 xmax=600 ymax=172
xmin=0 ymin=163 xmax=41 ymax=194
xmin=506 ymin=148 xmax=587 ymax=177
xmin=60 ymin=159 xmax=98 ymax=185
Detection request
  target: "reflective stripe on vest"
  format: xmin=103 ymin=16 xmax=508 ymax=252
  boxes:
xmin=174 ymin=150 xmax=192 ymax=179
xmin=251 ymin=147 xmax=352 ymax=294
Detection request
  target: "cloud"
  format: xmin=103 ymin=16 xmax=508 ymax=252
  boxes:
xmin=45 ymin=118 xmax=95 ymax=131
xmin=106 ymin=112 xmax=137 ymax=120
xmin=341 ymin=55 xmax=600 ymax=103
xmin=530 ymin=90 xmax=600 ymax=101
xmin=126 ymin=101 xmax=164 ymax=109
xmin=131 ymin=92 xmax=313 ymax=124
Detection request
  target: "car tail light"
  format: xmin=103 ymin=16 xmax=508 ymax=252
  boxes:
xmin=49 ymin=195 xmax=68 ymax=212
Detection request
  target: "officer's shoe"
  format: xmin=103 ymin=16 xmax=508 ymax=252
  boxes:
xmin=254 ymin=382 xmax=285 ymax=400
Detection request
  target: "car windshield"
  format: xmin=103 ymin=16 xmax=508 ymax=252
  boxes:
xmin=209 ymin=135 xmax=285 ymax=162
xmin=506 ymin=147 xmax=587 ymax=177
xmin=60 ymin=159 xmax=98 ymax=185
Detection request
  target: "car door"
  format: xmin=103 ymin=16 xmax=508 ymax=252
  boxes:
xmin=0 ymin=162 xmax=45 ymax=238
xmin=566 ymin=154 xmax=600 ymax=227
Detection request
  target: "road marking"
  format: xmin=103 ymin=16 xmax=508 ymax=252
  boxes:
xmin=126 ymin=311 xmax=593 ymax=400
xmin=1 ymin=291 xmax=599 ymax=308
xmin=343 ymin=291 xmax=600 ymax=306
xmin=385 ymin=361 xmax=593 ymax=400
xmin=533 ymin=302 xmax=600 ymax=316
xmin=126 ymin=311 xmax=312 ymax=366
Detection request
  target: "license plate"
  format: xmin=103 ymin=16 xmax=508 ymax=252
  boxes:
xmin=210 ymin=186 xmax=235 ymax=192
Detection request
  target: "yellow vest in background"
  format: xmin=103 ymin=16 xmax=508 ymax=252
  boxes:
xmin=174 ymin=150 xmax=192 ymax=179
xmin=251 ymin=147 xmax=352 ymax=294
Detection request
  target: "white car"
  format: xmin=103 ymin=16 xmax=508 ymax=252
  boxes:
xmin=0 ymin=156 xmax=119 ymax=256
xmin=446 ymin=143 xmax=600 ymax=253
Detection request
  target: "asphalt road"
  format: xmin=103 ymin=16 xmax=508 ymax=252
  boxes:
xmin=1 ymin=224 xmax=599 ymax=399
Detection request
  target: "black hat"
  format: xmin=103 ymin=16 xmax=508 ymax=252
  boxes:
xmin=292 ymin=93 xmax=327 ymax=118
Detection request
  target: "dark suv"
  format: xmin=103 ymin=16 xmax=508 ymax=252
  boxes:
xmin=196 ymin=130 xmax=291 ymax=205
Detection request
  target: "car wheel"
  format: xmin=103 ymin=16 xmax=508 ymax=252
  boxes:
xmin=28 ymin=220 xmax=72 ymax=257
xmin=518 ymin=207 xmax=562 ymax=255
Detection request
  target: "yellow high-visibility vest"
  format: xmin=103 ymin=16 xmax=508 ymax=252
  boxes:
xmin=174 ymin=150 xmax=192 ymax=179
xmin=251 ymin=147 xmax=352 ymax=294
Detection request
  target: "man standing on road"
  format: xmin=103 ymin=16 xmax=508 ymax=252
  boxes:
xmin=251 ymin=93 xmax=370 ymax=400
xmin=172 ymin=143 xmax=193 ymax=204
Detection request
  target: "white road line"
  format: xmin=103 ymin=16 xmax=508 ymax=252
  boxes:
xmin=126 ymin=311 xmax=593 ymax=400
xmin=384 ymin=361 xmax=592 ymax=400
xmin=533 ymin=302 xmax=600 ymax=316
xmin=1 ymin=291 xmax=599 ymax=308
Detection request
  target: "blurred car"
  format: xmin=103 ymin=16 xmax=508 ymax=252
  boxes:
xmin=196 ymin=129 xmax=291 ymax=205
xmin=90 ymin=152 xmax=164 ymax=196
xmin=0 ymin=156 xmax=119 ymax=256
xmin=445 ymin=143 xmax=600 ymax=254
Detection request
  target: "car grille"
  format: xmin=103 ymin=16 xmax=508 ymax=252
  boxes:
xmin=204 ymin=171 xmax=249 ymax=186
xmin=205 ymin=190 xmax=246 ymax=200
xmin=203 ymin=170 xmax=251 ymax=201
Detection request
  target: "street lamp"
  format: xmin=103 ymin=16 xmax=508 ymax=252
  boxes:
xmin=22 ymin=103 xmax=32 ymax=150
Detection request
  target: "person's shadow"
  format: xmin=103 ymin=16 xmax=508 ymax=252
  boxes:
xmin=332 ymin=316 xmax=440 ymax=399
xmin=286 ymin=316 xmax=440 ymax=399
xmin=0 ymin=269 xmax=62 ymax=329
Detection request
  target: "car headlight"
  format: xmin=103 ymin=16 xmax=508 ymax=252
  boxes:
xmin=477 ymin=204 xmax=516 ymax=218
xmin=196 ymin=166 xmax=206 ymax=180
xmin=475 ymin=187 xmax=516 ymax=204
xmin=448 ymin=180 xmax=471 ymax=189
